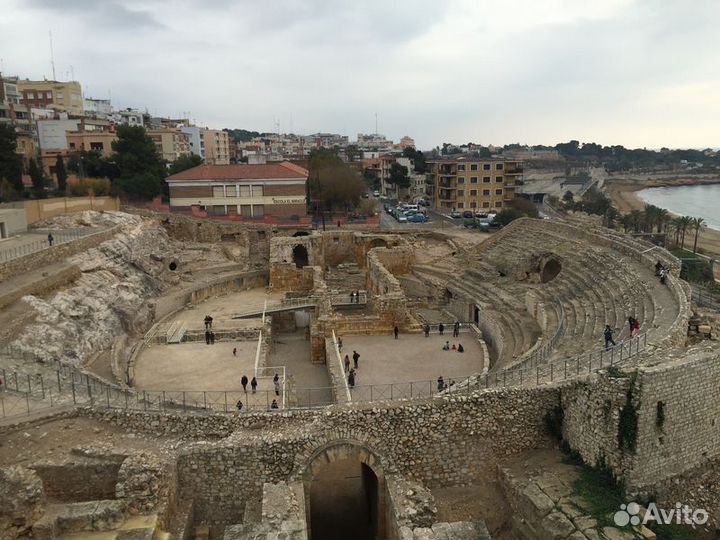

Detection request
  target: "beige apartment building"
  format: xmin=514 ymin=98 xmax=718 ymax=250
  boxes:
xmin=426 ymin=158 xmax=523 ymax=212
xmin=66 ymin=131 xmax=117 ymax=157
xmin=17 ymin=79 xmax=84 ymax=116
xmin=203 ymin=129 xmax=230 ymax=165
xmin=147 ymin=129 xmax=192 ymax=162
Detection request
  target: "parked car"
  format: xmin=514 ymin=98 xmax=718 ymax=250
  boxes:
xmin=475 ymin=212 xmax=488 ymax=219
xmin=397 ymin=214 xmax=408 ymax=223
xmin=462 ymin=210 xmax=474 ymax=219
xmin=463 ymin=220 xmax=478 ymax=229
xmin=373 ymin=190 xmax=380 ymax=197
xmin=450 ymin=210 xmax=462 ymax=218
xmin=408 ymin=213 xmax=427 ymax=223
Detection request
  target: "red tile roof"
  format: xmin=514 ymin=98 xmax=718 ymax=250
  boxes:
xmin=166 ymin=161 xmax=308 ymax=182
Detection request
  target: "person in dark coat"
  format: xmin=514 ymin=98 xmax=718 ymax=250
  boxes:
xmin=393 ymin=326 xmax=399 ymax=339
xmin=241 ymin=375 xmax=248 ymax=393
xmin=352 ymin=350 xmax=360 ymax=369
xmin=250 ymin=376 xmax=257 ymax=393
xmin=348 ymin=369 xmax=356 ymax=388
xmin=439 ymin=323 xmax=444 ymax=335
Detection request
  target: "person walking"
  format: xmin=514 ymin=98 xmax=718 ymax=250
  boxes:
xmin=273 ymin=373 xmax=280 ymax=396
xmin=205 ymin=331 xmax=211 ymax=345
xmin=352 ymin=350 xmax=360 ymax=369
xmin=250 ymin=376 xmax=257 ymax=394
xmin=204 ymin=315 xmax=212 ymax=330
xmin=210 ymin=331 xmax=215 ymax=345
xmin=627 ymin=316 xmax=635 ymax=335
xmin=604 ymin=325 xmax=616 ymax=350
xmin=437 ymin=375 xmax=445 ymax=392
xmin=659 ymin=268 xmax=667 ymax=285
xmin=337 ymin=337 xmax=343 ymax=351
xmin=453 ymin=321 xmax=460 ymax=338
xmin=350 ymin=291 xmax=355 ymax=303
xmin=241 ymin=375 xmax=248 ymax=393
xmin=344 ymin=354 xmax=350 ymax=372
xmin=424 ymin=324 xmax=430 ymax=337
xmin=232 ymin=347 xmax=237 ymax=357
xmin=438 ymin=323 xmax=444 ymax=335
xmin=47 ymin=233 xmax=54 ymax=247
xmin=348 ymin=369 xmax=356 ymax=388
xmin=393 ymin=325 xmax=399 ymax=339
xmin=355 ymin=290 xmax=361 ymax=304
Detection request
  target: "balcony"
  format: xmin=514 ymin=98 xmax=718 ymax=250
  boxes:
xmin=505 ymin=166 xmax=524 ymax=174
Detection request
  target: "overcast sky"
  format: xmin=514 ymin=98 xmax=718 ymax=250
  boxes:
xmin=2 ymin=0 xmax=719 ymax=149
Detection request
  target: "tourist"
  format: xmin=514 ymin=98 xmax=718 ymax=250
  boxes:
xmin=424 ymin=324 xmax=430 ymax=337
xmin=356 ymin=290 xmax=361 ymax=303
xmin=631 ymin=319 xmax=640 ymax=337
xmin=453 ymin=321 xmax=460 ymax=338
xmin=47 ymin=233 xmax=54 ymax=247
xmin=655 ymin=261 xmax=664 ymax=276
xmin=457 ymin=344 xmax=464 ymax=353
xmin=232 ymin=347 xmax=237 ymax=357
xmin=251 ymin=376 xmax=257 ymax=393
xmin=271 ymin=399 xmax=279 ymax=409
xmin=236 ymin=400 xmax=243 ymax=412
xmin=659 ymin=268 xmax=667 ymax=285
xmin=442 ymin=341 xmax=450 ymax=351
xmin=241 ymin=375 xmax=248 ymax=393
xmin=451 ymin=344 xmax=456 ymax=351
xmin=210 ymin=331 xmax=215 ymax=345
xmin=627 ymin=316 xmax=635 ymax=335
xmin=344 ymin=354 xmax=350 ymax=372
xmin=437 ymin=376 xmax=445 ymax=392
xmin=273 ymin=373 xmax=280 ymax=396
xmin=350 ymin=291 xmax=355 ymax=303
xmin=205 ymin=331 xmax=211 ymax=345
xmin=439 ymin=323 xmax=444 ymax=335
xmin=352 ymin=350 xmax=360 ymax=369
xmin=204 ymin=315 xmax=213 ymax=330
xmin=337 ymin=336 xmax=343 ymax=351
xmin=348 ymin=369 xmax=356 ymax=388
xmin=393 ymin=325 xmax=399 ymax=339
xmin=604 ymin=325 xmax=616 ymax=350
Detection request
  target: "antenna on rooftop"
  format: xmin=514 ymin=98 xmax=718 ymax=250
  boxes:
xmin=49 ymin=30 xmax=56 ymax=80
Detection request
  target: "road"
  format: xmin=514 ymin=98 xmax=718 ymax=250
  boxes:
xmin=377 ymin=200 xmax=464 ymax=232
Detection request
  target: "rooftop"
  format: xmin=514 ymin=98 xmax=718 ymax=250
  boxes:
xmin=166 ymin=161 xmax=309 ymax=182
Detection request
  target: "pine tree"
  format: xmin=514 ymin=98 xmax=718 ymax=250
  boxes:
xmin=55 ymin=154 xmax=68 ymax=194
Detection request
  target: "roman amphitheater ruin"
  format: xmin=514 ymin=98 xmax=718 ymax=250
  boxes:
xmin=0 ymin=208 xmax=718 ymax=540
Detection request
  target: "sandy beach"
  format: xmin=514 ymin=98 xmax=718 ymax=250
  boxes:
xmin=606 ymin=178 xmax=720 ymax=257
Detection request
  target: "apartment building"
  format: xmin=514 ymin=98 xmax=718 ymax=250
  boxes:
xmin=66 ymin=131 xmax=117 ymax=157
xmin=203 ymin=129 xmax=230 ymax=165
xmin=166 ymin=162 xmax=308 ymax=219
xmin=17 ymin=79 xmax=83 ymax=116
xmin=426 ymin=157 xmax=523 ymax=212
xmin=147 ymin=129 xmax=192 ymax=162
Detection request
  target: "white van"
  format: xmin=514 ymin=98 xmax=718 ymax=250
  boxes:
xmin=403 ymin=204 xmax=419 ymax=213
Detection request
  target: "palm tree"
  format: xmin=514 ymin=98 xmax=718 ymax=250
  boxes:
xmin=679 ymin=216 xmax=693 ymax=250
xmin=643 ymin=204 xmax=659 ymax=233
xmin=656 ymin=208 xmax=669 ymax=233
xmin=671 ymin=217 xmax=684 ymax=247
xmin=604 ymin=206 xmax=620 ymax=229
xmin=629 ymin=210 xmax=643 ymax=233
xmin=692 ymin=217 xmax=705 ymax=253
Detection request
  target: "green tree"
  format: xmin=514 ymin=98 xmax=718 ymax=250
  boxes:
xmin=27 ymin=159 xmax=47 ymax=199
xmin=168 ymin=154 xmax=203 ymax=175
xmin=307 ymin=147 xmax=363 ymax=212
xmin=388 ymin=162 xmax=409 ymax=189
xmin=679 ymin=216 xmax=692 ymax=249
xmin=691 ymin=217 xmax=705 ymax=253
xmin=345 ymin=144 xmax=360 ymax=162
xmin=55 ymin=154 xmax=68 ymax=194
xmin=494 ymin=208 xmax=524 ymax=226
xmin=562 ymin=190 xmax=574 ymax=203
xmin=0 ymin=124 xmax=24 ymax=194
xmin=402 ymin=146 xmax=427 ymax=173
xmin=508 ymin=197 xmax=539 ymax=218
xmin=111 ymin=125 xmax=166 ymax=200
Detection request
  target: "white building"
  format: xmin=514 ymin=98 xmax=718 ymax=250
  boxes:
xmin=37 ymin=118 xmax=81 ymax=150
xmin=180 ymin=126 xmax=205 ymax=160
xmin=84 ymin=98 xmax=113 ymax=118
xmin=112 ymin=108 xmax=144 ymax=127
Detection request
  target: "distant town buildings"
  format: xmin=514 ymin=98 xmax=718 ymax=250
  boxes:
xmin=165 ymin=162 xmax=309 ymax=219
xmin=17 ymin=79 xmax=84 ymax=116
xmin=426 ymin=157 xmax=523 ymax=212
xmin=148 ymin=129 xmax=192 ymax=162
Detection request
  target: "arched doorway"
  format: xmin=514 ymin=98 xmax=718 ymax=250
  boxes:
xmin=292 ymin=244 xmax=309 ymax=268
xmin=368 ymin=238 xmax=388 ymax=249
xmin=299 ymin=442 xmax=387 ymax=540
xmin=540 ymin=257 xmax=562 ymax=283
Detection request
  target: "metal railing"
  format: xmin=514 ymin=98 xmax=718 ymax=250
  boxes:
xmin=691 ymin=286 xmax=720 ymax=311
xmin=0 ymin=228 xmax=99 ymax=264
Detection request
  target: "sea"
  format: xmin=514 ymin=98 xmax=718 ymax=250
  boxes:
xmin=637 ymin=183 xmax=720 ymax=231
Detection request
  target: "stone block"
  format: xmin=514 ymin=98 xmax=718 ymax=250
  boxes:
xmin=521 ymin=483 xmax=555 ymax=518
xmin=540 ymin=511 xmax=577 ymax=539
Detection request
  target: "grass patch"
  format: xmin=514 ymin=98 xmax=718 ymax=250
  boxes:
xmin=649 ymin=522 xmax=702 ymax=540
xmin=571 ymin=463 xmax=625 ymax=528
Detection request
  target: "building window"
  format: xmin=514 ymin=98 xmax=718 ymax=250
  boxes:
xmin=254 ymin=204 xmax=264 ymax=217
xmin=457 ymin=164 xmax=465 ymax=171
xmin=483 ymin=189 xmax=490 ymax=196
xmin=240 ymin=185 xmax=251 ymax=197
xmin=495 ymin=189 xmax=503 ymax=195
xmin=496 ymin=163 xmax=504 ymax=170
xmin=212 ymin=185 xmax=225 ymax=198
xmin=69 ymin=142 xmax=76 ymax=150
xmin=56 ymin=91 xmax=63 ymax=99
xmin=240 ymin=204 xmax=252 ymax=217
xmin=27 ymin=92 xmax=35 ymax=99
xmin=211 ymin=205 xmax=227 ymax=215
xmin=483 ymin=176 xmax=490 ymax=183
xmin=46 ymin=92 xmax=52 ymax=99
xmin=495 ymin=201 xmax=502 ymax=207
xmin=252 ymin=185 xmax=264 ymax=196
xmin=470 ymin=189 xmax=477 ymax=196
xmin=470 ymin=164 xmax=478 ymax=171
xmin=457 ymin=177 xmax=464 ymax=184
xmin=496 ymin=176 xmax=503 ymax=183
xmin=457 ymin=190 xmax=464 ymax=196
xmin=483 ymin=163 xmax=491 ymax=170
xmin=90 ymin=142 xmax=103 ymax=151
xmin=470 ymin=201 xmax=477 ymax=208
xmin=483 ymin=201 xmax=490 ymax=208
xmin=470 ymin=177 xmax=478 ymax=183
xmin=457 ymin=202 xmax=464 ymax=208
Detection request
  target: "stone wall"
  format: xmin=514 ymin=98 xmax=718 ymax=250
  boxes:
xmin=0 ymin=226 xmax=120 ymax=283
xmin=0 ymin=264 xmax=80 ymax=311
xmin=325 ymin=336 xmax=350 ymax=404
xmin=269 ymin=264 xmax=314 ymax=292
xmin=82 ymin=385 xmax=559 ymax=524
xmin=31 ymin=460 xmax=121 ymax=502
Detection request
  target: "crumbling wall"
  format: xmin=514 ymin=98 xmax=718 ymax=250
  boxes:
xmin=31 ymin=460 xmax=121 ymax=502
xmin=0 ymin=466 xmax=44 ymax=539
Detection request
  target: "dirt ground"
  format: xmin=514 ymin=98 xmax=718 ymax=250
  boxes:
xmin=433 ymin=483 xmax=515 ymax=539
xmin=0 ymin=417 xmax=177 ymax=467
xmin=337 ymin=332 xmax=485 ymax=393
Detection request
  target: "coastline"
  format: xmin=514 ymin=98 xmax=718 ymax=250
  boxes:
xmin=605 ymin=178 xmax=720 ymax=257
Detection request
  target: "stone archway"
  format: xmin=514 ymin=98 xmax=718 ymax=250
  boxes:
xmin=368 ymin=238 xmax=388 ymax=249
xmin=540 ymin=257 xmax=562 ymax=283
xmin=292 ymin=244 xmax=309 ymax=268
xmin=298 ymin=441 xmax=387 ymax=540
